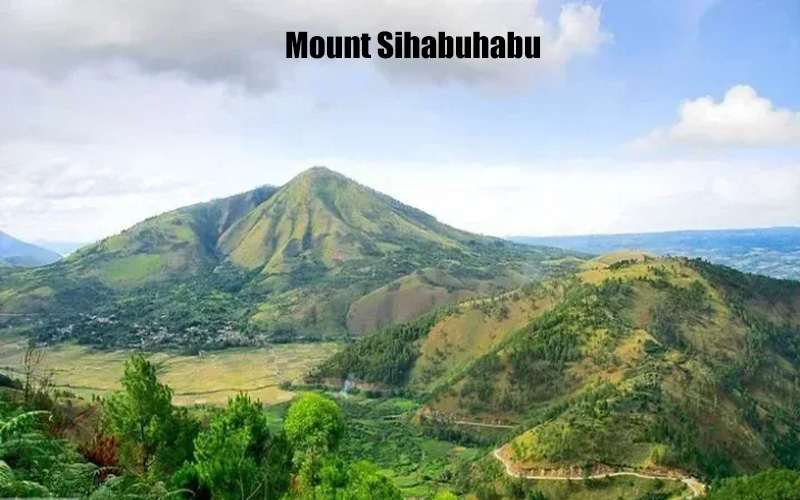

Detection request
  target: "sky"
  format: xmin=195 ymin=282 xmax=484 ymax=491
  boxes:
xmin=0 ymin=0 xmax=798 ymax=244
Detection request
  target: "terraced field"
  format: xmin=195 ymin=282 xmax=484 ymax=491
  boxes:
xmin=0 ymin=336 xmax=339 ymax=405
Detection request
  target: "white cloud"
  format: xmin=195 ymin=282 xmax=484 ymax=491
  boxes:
xmin=632 ymin=85 xmax=800 ymax=149
xmin=316 ymin=159 xmax=800 ymax=237
xmin=3 ymin=150 xmax=799 ymax=242
xmin=0 ymin=0 xmax=610 ymax=91
xmin=0 ymin=151 xmax=196 ymax=242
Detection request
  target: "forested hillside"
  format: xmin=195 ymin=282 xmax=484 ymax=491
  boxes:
xmin=0 ymin=354 xmax=421 ymax=499
xmin=0 ymin=168 xmax=579 ymax=349
xmin=312 ymin=253 xmax=800 ymax=484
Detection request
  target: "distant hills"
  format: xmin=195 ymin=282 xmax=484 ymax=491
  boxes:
xmin=31 ymin=240 xmax=88 ymax=257
xmin=0 ymin=167 xmax=579 ymax=348
xmin=512 ymin=227 xmax=800 ymax=280
xmin=313 ymin=251 xmax=800 ymax=481
xmin=0 ymin=230 xmax=61 ymax=267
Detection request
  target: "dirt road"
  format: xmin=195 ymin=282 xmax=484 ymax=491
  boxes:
xmin=492 ymin=448 xmax=706 ymax=498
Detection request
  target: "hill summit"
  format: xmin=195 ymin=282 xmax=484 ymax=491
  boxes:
xmin=218 ymin=166 xmax=475 ymax=273
xmin=0 ymin=167 xmax=580 ymax=348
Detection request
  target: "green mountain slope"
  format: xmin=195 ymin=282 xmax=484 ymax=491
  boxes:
xmin=218 ymin=167 xmax=470 ymax=272
xmin=0 ymin=167 xmax=579 ymax=348
xmin=62 ymin=184 xmax=280 ymax=287
xmin=311 ymin=253 xmax=800 ymax=481
xmin=0 ymin=230 xmax=62 ymax=267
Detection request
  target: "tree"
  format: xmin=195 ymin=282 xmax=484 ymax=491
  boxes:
xmin=103 ymin=355 xmax=196 ymax=476
xmin=284 ymin=393 xmax=345 ymax=457
xmin=706 ymin=469 xmax=800 ymax=500
xmin=193 ymin=394 xmax=290 ymax=500
xmin=284 ymin=393 xmax=345 ymax=495
xmin=313 ymin=459 xmax=402 ymax=500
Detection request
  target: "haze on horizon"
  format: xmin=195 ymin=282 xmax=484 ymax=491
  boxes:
xmin=0 ymin=0 xmax=798 ymax=243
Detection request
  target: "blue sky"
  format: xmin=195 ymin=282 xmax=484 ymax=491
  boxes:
xmin=0 ymin=0 xmax=798 ymax=242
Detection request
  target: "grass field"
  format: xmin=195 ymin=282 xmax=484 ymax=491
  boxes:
xmin=0 ymin=336 xmax=339 ymax=406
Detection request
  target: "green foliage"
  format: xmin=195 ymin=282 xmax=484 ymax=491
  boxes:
xmin=453 ymin=279 xmax=633 ymax=415
xmin=311 ymin=459 xmax=403 ymax=500
xmin=87 ymin=474 xmax=188 ymax=500
xmin=281 ymin=393 xmax=408 ymax=500
xmin=449 ymin=454 xmax=504 ymax=500
xmin=419 ymin=258 xmax=800 ymax=482
xmin=689 ymin=258 xmax=800 ymax=304
xmin=310 ymin=310 xmax=445 ymax=386
xmin=517 ymin=384 xmax=620 ymax=463
xmin=285 ymin=393 xmax=346 ymax=457
xmin=432 ymin=490 xmax=459 ymax=500
xmin=0 ymin=403 xmax=96 ymax=498
xmin=707 ymin=469 xmax=800 ymax=500
xmin=0 ymin=358 xmax=413 ymax=499
xmin=103 ymin=355 xmax=198 ymax=476
xmin=646 ymin=403 xmax=736 ymax=479
xmin=331 ymin=396 xmax=475 ymax=497
xmin=193 ymin=393 xmax=290 ymax=500
xmin=648 ymin=279 xmax=712 ymax=350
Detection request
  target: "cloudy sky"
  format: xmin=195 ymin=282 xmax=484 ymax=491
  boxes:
xmin=1 ymin=0 xmax=798 ymax=244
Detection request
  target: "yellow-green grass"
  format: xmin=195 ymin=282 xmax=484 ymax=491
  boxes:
xmin=580 ymin=258 xmax=751 ymax=362
xmin=347 ymin=270 xmax=479 ymax=336
xmin=0 ymin=337 xmax=339 ymax=406
xmin=103 ymin=254 xmax=171 ymax=287
xmin=409 ymin=291 xmax=560 ymax=394
xmin=220 ymin=168 xmax=465 ymax=273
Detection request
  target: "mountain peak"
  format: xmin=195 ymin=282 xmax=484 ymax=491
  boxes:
xmin=217 ymin=165 xmax=481 ymax=273
xmin=278 ymin=167 xmax=353 ymax=198
xmin=292 ymin=166 xmax=346 ymax=182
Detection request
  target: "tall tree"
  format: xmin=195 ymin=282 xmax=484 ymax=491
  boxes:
xmin=284 ymin=393 xmax=345 ymax=458
xmin=103 ymin=355 xmax=196 ymax=476
xmin=315 ymin=460 xmax=402 ymax=500
xmin=193 ymin=394 xmax=290 ymax=500
xmin=284 ymin=393 xmax=345 ymax=496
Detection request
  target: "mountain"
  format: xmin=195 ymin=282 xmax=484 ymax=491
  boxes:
xmin=0 ymin=167 xmax=580 ymax=348
xmin=0 ymin=231 xmax=62 ymax=267
xmin=64 ymin=182 xmax=281 ymax=286
xmin=312 ymin=252 xmax=800 ymax=481
xmin=512 ymin=227 xmax=800 ymax=280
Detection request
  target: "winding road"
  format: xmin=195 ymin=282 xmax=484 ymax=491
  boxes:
xmin=492 ymin=448 xmax=707 ymax=498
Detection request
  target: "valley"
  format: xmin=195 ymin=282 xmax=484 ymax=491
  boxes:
xmin=0 ymin=334 xmax=338 ymax=406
